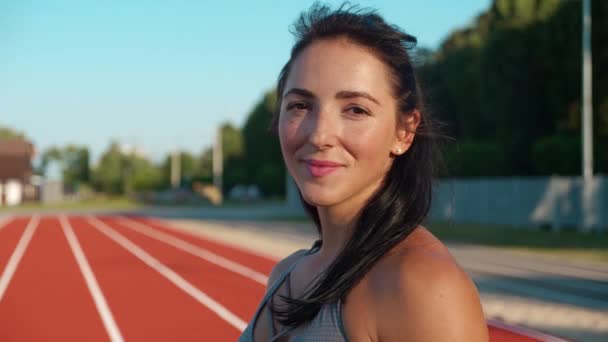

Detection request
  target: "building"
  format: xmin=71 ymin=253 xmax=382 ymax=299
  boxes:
xmin=0 ymin=138 xmax=36 ymax=206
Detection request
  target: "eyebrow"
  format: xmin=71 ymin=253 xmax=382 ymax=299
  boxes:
xmin=335 ymin=90 xmax=381 ymax=105
xmin=283 ymin=88 xmax=315 ymax=99
xmin=283 ymin=88 xmax=381 ymax=106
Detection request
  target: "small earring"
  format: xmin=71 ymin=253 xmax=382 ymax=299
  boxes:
xmin=395 ymin=148 xmax=402 ymax=154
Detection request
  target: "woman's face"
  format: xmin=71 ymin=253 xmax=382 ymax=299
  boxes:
xmin=278 ymin=38 xmax=414 ymax=208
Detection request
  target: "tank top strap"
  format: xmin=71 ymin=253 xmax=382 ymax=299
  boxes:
xmin=246 ymin=240 xmax=322 ymax=341
xmin=266 ymin=240 xmax=320 ymax=298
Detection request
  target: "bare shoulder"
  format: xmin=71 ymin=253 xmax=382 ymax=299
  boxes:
xmin=368 ymin=227 xmax=488 ymax=341
xmin=266 ymin=248 xmax=309 ymax=290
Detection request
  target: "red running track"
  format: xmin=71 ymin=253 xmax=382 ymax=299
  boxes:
xmin=0 ymin=215 xmax=570 ymax=342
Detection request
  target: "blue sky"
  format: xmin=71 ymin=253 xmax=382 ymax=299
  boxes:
xmin=1 ymin=0 xmax=490 ymax=163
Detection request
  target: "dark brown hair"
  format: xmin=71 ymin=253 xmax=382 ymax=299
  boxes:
xmin=271 ymin=2 xmax=444 ymax=329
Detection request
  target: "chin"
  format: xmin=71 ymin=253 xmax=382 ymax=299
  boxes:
xmin=298 ymin=184 xmax=341 ymax=207
xmin=302 ymin=196 xmax=334 ymax=207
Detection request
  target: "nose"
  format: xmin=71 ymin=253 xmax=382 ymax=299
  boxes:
xmin=307 ymin=108 xmax=336 ymax=150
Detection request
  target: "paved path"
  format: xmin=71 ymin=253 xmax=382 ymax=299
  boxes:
xmin=164 ymin=218 xmax=608 ymax=342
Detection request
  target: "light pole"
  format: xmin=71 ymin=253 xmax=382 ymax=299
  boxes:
xmin=213 ymin=126 xmax=223 ymax=202
xmin=582 ymin=0 xmax=593 ymax=180
xmin=170 ymin=148 xmax=181 ymax=189
xmin=581 ymin=0 xmax=594 ymax=232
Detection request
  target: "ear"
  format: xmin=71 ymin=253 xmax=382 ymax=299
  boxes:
xmin=393 ymin=110 xmax=421 ymax=156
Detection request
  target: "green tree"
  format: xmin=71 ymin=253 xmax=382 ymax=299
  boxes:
xmin=220 ymin=122 xmax=246 ymax=192
xmin=129 ymin=155 xmax=163 ymax=192
xmin=443 ymin=141 xmax=506 ymax=177
xmin=418 ymin=0 xmax=608 ymax=176
xmin=198 ymin=147 xmax=213 ymax=182
xmin=40 ymin=145 xmax=90 ymax=192
xmin=241 ymin=90 xmax=285 ymax=197
xmin=91 ymin=142 xmax=124 ymax=194
xmin=93 ymin=142 xmax=164 ymax=194
xmin=40 ymin=146 xmax=63 ymax=173
xmin=532 ymin=135 xmax=581 ymax=175
xmin=160 ymin=151 xmax=201 ymax=188
xmin=0 ymin=125 xmax=25 ymax=140
xmin=61 ymin=145 xmax=90 ymax=191
xmin=221 ymin=122 xmax=244 ymax=159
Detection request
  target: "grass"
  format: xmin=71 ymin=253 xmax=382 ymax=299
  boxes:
xmin=262 ymin=217 xmax=608 ymax=263
xmin=429 ymin=221 xmax=608 ymax=263
xmin=0 ymin=197 xmax=291 ymax=215
xmin=266 ymin=216 xmax=608 ymax=262
xmin=0 ymin=196 xmax=141 ymax=213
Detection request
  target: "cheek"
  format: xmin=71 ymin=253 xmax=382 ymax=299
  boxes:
xmin=346 ymin=123 xmax=393 ymax=160
xmin=278 ymin=113 xmax=302 ymax=153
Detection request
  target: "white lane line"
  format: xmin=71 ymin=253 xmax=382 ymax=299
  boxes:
xmin=0 ymin=215 xmax=13 ymax=231
xmin=59 ymin=215 xmax=125 ymax=342
xmin=144 ymin=217 xmax=280 ymax=262
xmin=0 ymin=215 xmax=40 ymax=303
xmin=86 ymin=216 xmax=247 ymax=332
xmin=116 ymin=216 xmax=268 ymax=285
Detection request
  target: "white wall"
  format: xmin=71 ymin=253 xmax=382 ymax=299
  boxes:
xmin=4 ymin=180 xmax=23 ymax=206
xmin=41 ymin=181 xmax=64 ymax=204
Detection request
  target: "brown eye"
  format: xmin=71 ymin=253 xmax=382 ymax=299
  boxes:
xmin=347 ymin=106 xmax=370 ymax=116
xmin=287 ymin=102 xmax=310 ymax=111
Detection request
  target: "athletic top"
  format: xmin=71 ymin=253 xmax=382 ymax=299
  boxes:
xmin=238 ymin=242 xmax=348 ymax=341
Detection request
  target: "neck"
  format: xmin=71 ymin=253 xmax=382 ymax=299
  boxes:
xmin=315 ymin=177 xmax=383 ymax=263
xmin=316 ymin=205 xmax=358 ymax=262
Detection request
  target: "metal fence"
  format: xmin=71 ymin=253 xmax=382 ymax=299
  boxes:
xmin=286 ymin=175 xmax=607 ymax=232
xmin=430 ymin=176 xmax=607 ymax=232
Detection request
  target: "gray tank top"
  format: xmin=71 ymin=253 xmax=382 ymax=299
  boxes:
xmin=237 ymin=243 xmax=348 ymax=341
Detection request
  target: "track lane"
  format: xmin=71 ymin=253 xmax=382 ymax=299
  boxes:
xmin=70 ymin=216 xmax=241 ymax=341
xmin=97 ymin=216 xmax=266 ymax=324
xmin=59 ymin=215 xmax=124 ymax=342
xmin=0 ymin=215 xmax=573 ymax=341
xmin=0 ymin=215 xmax=39 ymax=302
xmin=487 ymin=319 xmax=572 ymax=342
xmin=123 ymin=216 xmax=277 ymax=274
xmin=116 ymin=216 xmax=268 ymax=285
xmin=0 ymin=217 xmax=24 ymax=280
xmin=123 ymin=216 xmax=577 ymax=342
xmin=0 ymin=216 xmax=109 ymax=342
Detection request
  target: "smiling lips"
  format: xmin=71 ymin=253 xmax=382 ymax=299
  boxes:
xmin=303 ymin=159 xmax=343 ymax=177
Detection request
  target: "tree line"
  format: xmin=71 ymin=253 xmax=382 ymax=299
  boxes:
xmin=35 ymin=90 xmax=283 ymax=198
xmin=417 ymin=0 xmax=607 ymax=177
xmin=0 ymin=92 xmax=283 ymax=199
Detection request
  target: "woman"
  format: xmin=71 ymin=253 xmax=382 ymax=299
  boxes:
xmin=240 ymin=3 xmax=488 ymax=341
